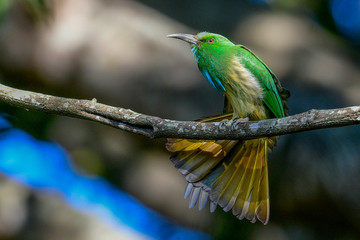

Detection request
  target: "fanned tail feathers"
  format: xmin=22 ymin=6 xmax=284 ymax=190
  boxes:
xmin=166 ymin=115 xmax=275 ymax=224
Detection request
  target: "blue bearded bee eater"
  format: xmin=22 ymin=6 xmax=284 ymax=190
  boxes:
xmin=166 ymin=32 xmax=289 ymax=224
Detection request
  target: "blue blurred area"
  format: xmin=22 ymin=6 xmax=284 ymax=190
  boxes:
xmin=0 ymin=117 xmax=210 ymax=240
xmin=331 ymin=0 xmax=360 ymax=41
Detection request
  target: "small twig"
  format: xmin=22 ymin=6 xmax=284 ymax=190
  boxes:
xmin=0 ymin=83 xmax=359 ymax=140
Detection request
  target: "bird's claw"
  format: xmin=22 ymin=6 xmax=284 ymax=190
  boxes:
xmin=230 ymin=117 xmax=249 ymax=130
xmin=218 ymin=117 xmax=249 ymax=130
xmin=218 ymin=119 xmax=232 ymax=129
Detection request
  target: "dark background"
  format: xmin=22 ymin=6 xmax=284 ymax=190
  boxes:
xmin=0 ymin=0 xmax=360 ymax=239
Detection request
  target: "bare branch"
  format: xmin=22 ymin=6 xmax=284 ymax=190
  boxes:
xmin=0 ymin=83 xmax=359 ymax=140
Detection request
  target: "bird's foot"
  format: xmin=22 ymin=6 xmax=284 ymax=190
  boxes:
xmin=230 ymin=117 xmax=249 ymax=130
xmin=218 ymin=119 xmax=232 ymax=129
xmin=218 ymin=117 xmax=249 ymax=130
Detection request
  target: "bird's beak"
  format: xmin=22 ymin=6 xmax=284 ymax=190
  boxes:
xmin=167 ymin=33 xmax=200 ymax=45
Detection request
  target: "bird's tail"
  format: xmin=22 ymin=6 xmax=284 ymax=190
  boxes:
xmin=166 ymin=114 xmax=275 ymax=224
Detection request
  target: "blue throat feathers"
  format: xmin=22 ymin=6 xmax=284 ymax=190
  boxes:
xmin=201 ymin=69 xmax=226 ymax=92
xmin=191 ymin=46 xmax=226 ymax=92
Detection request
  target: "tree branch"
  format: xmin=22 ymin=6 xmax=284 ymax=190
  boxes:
xmin=0 ymin=83 xmax=359 ymax=140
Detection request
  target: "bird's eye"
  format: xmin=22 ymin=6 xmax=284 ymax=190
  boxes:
xmin=207 ymin=38 xmax=215 ymax=44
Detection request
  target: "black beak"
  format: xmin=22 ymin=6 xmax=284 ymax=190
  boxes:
xmin=167 ymin=33 xmax=200 ymax=45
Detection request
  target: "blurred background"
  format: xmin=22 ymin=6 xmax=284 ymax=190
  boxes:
xmin=0 ymin=0 xmax=360 ymax=239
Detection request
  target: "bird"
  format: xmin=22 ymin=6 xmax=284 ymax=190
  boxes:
xmin=166 ymin=32 xmax=289 ymax=224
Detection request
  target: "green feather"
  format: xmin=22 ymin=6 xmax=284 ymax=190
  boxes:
xmin=190 ymin=32 xmax=286 ymax=119
xmin=236 ymin=46 xmax=285 ymax=118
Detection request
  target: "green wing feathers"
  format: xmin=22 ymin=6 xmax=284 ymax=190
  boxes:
xmin=166 ymin=115 xmax=274 ymax=224
xmin=237 ymin=46 xmax=289 ymax=118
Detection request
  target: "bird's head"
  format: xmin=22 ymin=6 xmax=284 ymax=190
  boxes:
xmin=167 ymin=32 xmax=234 ymax=62
xmin=167 ymin=32 xmax=235 ymax=92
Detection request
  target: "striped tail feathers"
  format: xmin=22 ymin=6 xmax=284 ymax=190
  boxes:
xmin=167 ymin=139 xmax=238 ymax=183
xmin=208 ymin=138 xmax=269 ymax=224
xmin=168 ymin=140 xmax=243 ymax=212
xmin=166 ymin=112 xmax=235 ymax=184
xmin=166 ymin=114 xmax=271 ymax=224
xmin=241 ymin=140 xmax=269 ymax=224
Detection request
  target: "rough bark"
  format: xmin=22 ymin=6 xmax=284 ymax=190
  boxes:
xmin=0 ymin=83 xmax=359 ymax=140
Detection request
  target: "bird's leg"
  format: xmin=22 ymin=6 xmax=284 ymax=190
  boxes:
xmin=230 ymin=117 xmax=250 ymax=130
xmin=218 ymin=117 xmax=249 ymax=130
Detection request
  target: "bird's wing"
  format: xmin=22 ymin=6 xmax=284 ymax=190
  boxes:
xmin=236 ymin=46 xmax=287 ymax=118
